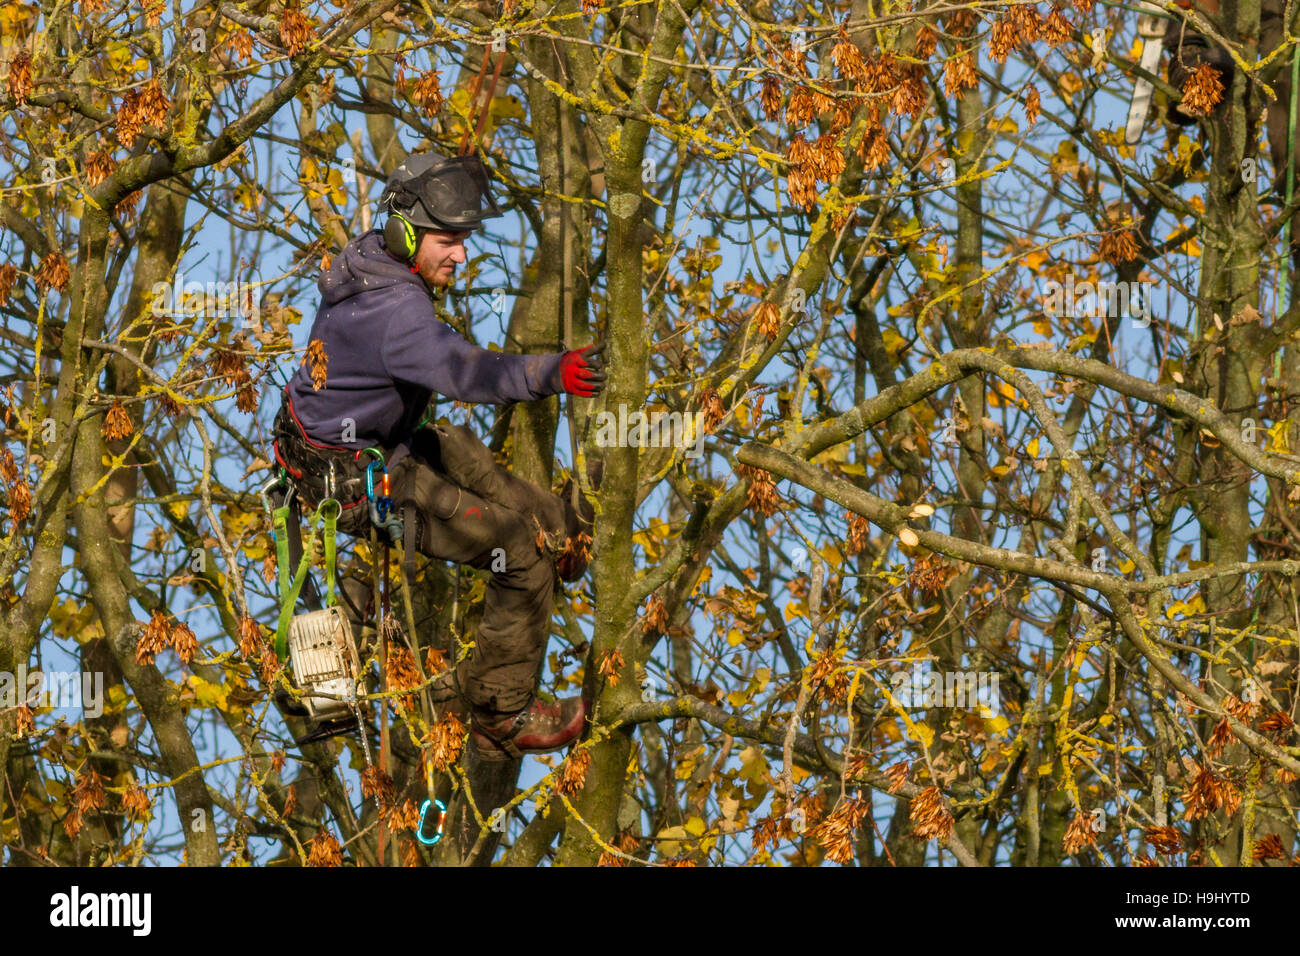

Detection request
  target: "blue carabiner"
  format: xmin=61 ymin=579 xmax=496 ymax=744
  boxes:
xmin=365 ymin=460 xmax=395 ymax=517
xmin=417 ymin=798 xmax=447 ymax=846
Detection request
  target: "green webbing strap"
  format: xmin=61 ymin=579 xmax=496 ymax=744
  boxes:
xmin=274 ymin=504 xmax=292 ymax=597
xmin=272 ymin=498 xmax=339 ymax=660
xmin=322 ymin=498 xmax=339 ymax=608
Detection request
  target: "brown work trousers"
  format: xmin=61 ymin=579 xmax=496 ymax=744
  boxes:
xmin=388 ymin=424 xmax=567 ymax=716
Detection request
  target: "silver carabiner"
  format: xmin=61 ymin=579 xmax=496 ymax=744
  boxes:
xmin=259 ymin=474 xmax=294 ymax=519
xmin=325 ymin=460 xmax=337 ymax=501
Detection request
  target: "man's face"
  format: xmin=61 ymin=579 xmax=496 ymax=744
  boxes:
xmin=414 ymin=228 xmax=473 ymax=288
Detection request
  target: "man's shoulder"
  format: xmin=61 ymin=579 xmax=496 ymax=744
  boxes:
xmin=319 ymin=276 xmax=433 ymax=323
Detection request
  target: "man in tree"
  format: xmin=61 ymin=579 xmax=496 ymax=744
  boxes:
xmin=271 ymin=150 xmax=606 ymax=760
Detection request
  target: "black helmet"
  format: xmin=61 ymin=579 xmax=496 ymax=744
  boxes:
xmin=379 ymin=152 xmax=502 ymax=232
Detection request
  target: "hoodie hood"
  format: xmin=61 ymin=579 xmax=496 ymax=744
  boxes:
xmin=318 ymin=228 xmax=433 ymax=306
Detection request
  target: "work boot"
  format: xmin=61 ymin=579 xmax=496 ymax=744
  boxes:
xmin=556 ymin=459 xmax=604 ymax=582
xmin=470 ymin=695 xmax=589 ymax=761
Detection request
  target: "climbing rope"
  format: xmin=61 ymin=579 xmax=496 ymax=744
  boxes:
xmin=459 ymin=42 xmax=508 ymax=158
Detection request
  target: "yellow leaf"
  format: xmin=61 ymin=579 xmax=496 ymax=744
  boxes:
xmin=984 ymin=715 xmax=1010 ymax=735
xmin=186 ymin=675 xmax=229 ymax=710
xmin=1267 ymin=420 xmax=1290 ymax=453
xmin=818 ymin=543 xmax=843 ymax=566
xmin=1023 ymin=249 xmax=1049 ymax=272
xmin=881 ymin=327 xmax=909 ymax=365
xmin=674 ymin=746 xmax=703 ymax=781
xmin=104 ymin=685 xmax=130 ymax=715
xmin=489 ymin=95 xmax=526 ymax=122
xmin=684 ymin=816 xmax=707 ymax=837
xmin=738 ymin=746 xmax=768 ymax=784
xmin=656 ymin=825 xmax=689 ymax=858
xmin=1027 ymin=437 xmax=1039 ymax=458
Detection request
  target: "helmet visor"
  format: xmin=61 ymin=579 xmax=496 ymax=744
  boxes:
xmin=409 ymin=154 xmax=502 ymax=231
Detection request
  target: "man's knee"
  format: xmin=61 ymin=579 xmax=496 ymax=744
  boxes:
xmin=492 ymin=538 xmax=555 ymax=593
xmin=392 ymin=458 xmax=461 ymax=524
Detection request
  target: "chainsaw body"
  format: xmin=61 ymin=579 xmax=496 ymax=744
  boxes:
xmin=286 ymin=606 xmax=363 ymax=722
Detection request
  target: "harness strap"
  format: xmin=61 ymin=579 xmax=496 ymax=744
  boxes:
xmin=272 ymin=498 xmax=340 ymax=660
xmin=286 ymin=495 xmax=323 ymax=612
xmin=403 ymin=503 xmax=418 ymax=585
xmin=469 ymin=701 xmax=530 ymax=760
xmin=323 ymin=499 xmax=338 ymax=608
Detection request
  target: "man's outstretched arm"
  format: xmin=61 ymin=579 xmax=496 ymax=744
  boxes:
xmin=384 ymin=304 xmax=606 ymax=404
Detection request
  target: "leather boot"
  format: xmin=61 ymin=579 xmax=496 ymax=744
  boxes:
xmin=469 ymin=695 xmax=589 ymax=761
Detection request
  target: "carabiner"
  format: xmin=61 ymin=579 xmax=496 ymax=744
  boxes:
xmin=259 ymin=474 xmax=292 ymax=520
xmin=416 ymin=798 xmax=447 ymax=846
xmin=318 ymin=496 xmax=341 ymax=523
xmin=324 ymin=460 xmax=337 ymax=501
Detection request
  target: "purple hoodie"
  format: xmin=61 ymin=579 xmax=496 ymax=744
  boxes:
xmin=284 ymin=229 xmax=563 ymax=460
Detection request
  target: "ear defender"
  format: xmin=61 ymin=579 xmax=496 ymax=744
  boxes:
xmin=384 ymin=213 xmax=418 ymax=261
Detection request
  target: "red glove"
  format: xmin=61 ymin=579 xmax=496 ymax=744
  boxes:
xmin=558 ymin=342 xmax=607 ymax=397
